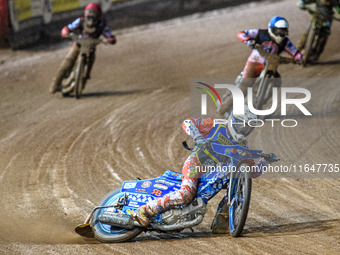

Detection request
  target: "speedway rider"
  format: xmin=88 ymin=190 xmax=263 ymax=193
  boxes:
xmin=50 ymin=3 xmax=116 ymax=94
xmin=296 ymin=0 xmax=340 ymax=52
xmin=132 ymin=106 xmax=278 ymax=233
xmin=217 ymin=16 xmax=303 ymax=118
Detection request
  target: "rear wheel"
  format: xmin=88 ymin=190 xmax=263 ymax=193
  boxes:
xmin=75 ymin=55 xmax=86 ymax=99
xmin=229 ymin=163 xmax=252 ymax=237
xmin=91 ymin=188 xmax=143 ymax=243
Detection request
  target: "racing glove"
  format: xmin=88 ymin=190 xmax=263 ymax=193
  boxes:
xmin=263 ymin=153 xmax=280 ymax=163
xmin=294 ymin=52 xmax=304 ymax=65
xmin=61 ymin=26 xmax=69 ymax=38
xmin=297 ymin=0 xmax=306 ymax=10
xmin=246 ymin=39 xmax=256 ymax=49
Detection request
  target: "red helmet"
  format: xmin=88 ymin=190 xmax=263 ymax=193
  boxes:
xmin=84 ymin=3 xmax=102 ymax=28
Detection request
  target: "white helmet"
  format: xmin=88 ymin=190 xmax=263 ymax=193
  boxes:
xmin=228 ymin=105 xmax=257 ymax=143
xmin=268 ymin=16 xmax=289 ymax=44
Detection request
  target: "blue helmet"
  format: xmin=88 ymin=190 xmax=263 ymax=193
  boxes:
xmin=268 ymin=16 xmax=289 ymax=44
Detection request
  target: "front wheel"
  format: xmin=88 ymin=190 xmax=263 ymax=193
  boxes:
xmin=91 ymin=188 xmax=143 ymax=243
xmin=74 ymin=55 xmax=86 ymax=99
xmin=229 ymin=162 xmax=252 ymax=237
xmin=254 ymin=73 xmax=273 ymax=111
xmin=303 ymin=27 xmax=316 ymax=66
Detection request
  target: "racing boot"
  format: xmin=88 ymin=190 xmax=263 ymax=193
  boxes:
xmin=211 ymin=197 xmax=229 ymax=234
xmin=131 ymin=204 xmax=154 ymax=227
xmin=50 ymin=45 xmax=79 ymax=94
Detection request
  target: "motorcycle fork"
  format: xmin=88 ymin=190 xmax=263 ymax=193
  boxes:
xmin=256 ymin=58 xmax=279 ymax=100
xmin=227 ymin=166 xmax=237 ymax=206
xmin=255 ymin=68 xmax=268 ymax=99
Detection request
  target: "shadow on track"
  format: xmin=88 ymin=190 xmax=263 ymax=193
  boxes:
xmin=312 ymin=59 xmax=340 ymax=66
xmin=70 ymin=218 xmax=339 ymax=244
xmin=133 ymin=230 xmax=214 ymax=242
xmin=61 ymin=88 xmax=154 ymax=99
xmin=82 ymin=89 xmax=150 ymax=98
xmin=244 ymin=218 xmax=339 ymax=237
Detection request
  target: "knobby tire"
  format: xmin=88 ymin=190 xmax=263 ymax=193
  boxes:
xmin=229 ymin=163 xmax=252 ymax=237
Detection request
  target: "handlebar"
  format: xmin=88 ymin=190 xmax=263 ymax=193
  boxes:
xmin=258 ymin=153 xmax=280 ymax=163
xmin=68 ymin=32 xmax=105 ymax=46
xmin=201 ymin=140 xmax=280 ymax=162
xmin=254 ymin=44 xmax=296 ymax=64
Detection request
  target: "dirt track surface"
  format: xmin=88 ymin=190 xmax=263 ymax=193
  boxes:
xmin=0 ymin=0 xmax=339 ymax=254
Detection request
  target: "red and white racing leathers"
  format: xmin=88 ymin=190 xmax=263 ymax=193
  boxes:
xmin=237 ymin=29 xmax=302 ymax=78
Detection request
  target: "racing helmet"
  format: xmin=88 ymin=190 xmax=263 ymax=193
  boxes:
xmin=268 ymin=16 xmax=289 ymax=44
xmin=84 ymin=3 xmax=102 ymax=28
xmin=228 ymin=105 xmax=257 ymax=143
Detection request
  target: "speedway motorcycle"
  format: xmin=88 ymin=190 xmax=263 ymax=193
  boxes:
xmin=61 ymin=33 xmax=105 ymax=99
xmin=234 ymin=44 xmax=296 ymax=113
xmin=75 ymin=141 xmax=279 ymax=243
xmin=251 ymin=44 xmax=297 ymax=111
xmin=302 ymin=7 xmax=340 ymax=66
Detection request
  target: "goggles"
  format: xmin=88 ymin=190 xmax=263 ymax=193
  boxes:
xmin=86 ymin=16 xmax=97 ymax=21
xmin=231 ymin=116 xmax=255 ymax=137
xmin=271 ymin=28 xmax=288 ymax=37
xmin=233 ymin=124 xmax=254 ymax=136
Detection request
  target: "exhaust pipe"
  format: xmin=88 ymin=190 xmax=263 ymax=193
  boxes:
xmin=99 ymin=211 xmax=204 ymax=231
xmin=98 ymin=212 xmax=141 ymax=229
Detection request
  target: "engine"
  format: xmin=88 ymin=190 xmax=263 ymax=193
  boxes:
xmin=160 ymin=197 xmax=207 ymax=225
